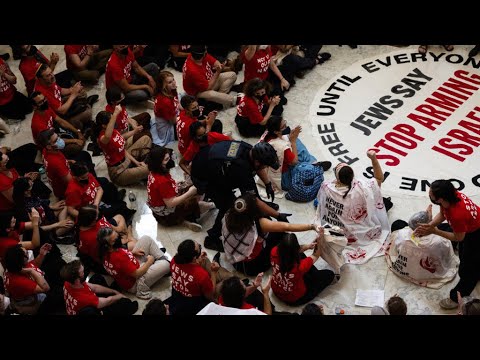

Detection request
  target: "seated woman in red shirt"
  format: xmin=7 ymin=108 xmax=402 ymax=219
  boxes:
xmin=235 ymin=78 xmax=282 ymax=138
xmin=218 ymin=273 xmax=272 ymax=315
xmin=271 ymin=233 xmax=334 ymax=306
xmin=95 ymin=107 xmax=150 ymax=187
xmin=152 ymin=71 xmax=179 ymax=147
xmin=3 ymin=243 xmax=61 ymax=314
xmin=177 ymin=95 xmax=222 ymax=156
xmin=146 ymin=146 xmax=208 ymax=232
xmin=97 ymin=226 xmax=170 ymax=300
xmin=169 ymin=239 xmax=230 ymax=315
xmin=61 ymin=259 xmax=138 ymax=315
xmin=77 ymin=205 xmax=136 ymax=276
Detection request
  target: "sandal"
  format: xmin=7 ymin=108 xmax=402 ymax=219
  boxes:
xmin=418 ymin=45 xmax=428 ymax=54
xmin=443 ymin=45 xmax=454 ymax=51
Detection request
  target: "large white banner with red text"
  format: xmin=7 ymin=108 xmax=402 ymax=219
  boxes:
xmin=309 ymin=49 xmax=480 ymax=197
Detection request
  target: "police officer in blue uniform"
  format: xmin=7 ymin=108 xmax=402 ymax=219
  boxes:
xmin=201 ymin=140 xmax=290 ymax=251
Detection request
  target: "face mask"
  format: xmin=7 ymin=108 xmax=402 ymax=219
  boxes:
xmin=197 ymin=133 xmax=208 ymax=143
xmin=79 ymin=179 xmax=89 ymax=185
xmin=191 ymin=109 xmax=201 ymax=118
xmin=254 ymin=94 xmax=265 ymax=101
xmin=27 ymin=46 xmax=38 ymax=56
xmin=258 ymin=45 xmax=268 ymax=50
xmin=55 ymin=137 xmax=65 ymax=150
xmin=166 ymin=159 xmax=175 ymax=169
xmin=113 ymin=234 xmax=123 ymax=248
xmin=191 ymin=52 xmax=204 ymax=61
xmin=39 ymin=101 xmax=48 ymax=111
xmin=120 ymin=47 xmax=129 ymax=56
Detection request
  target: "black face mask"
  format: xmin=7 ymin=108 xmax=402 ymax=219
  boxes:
xmin=79 ymin=179 xmax=89 ymax=185
xmin=191 ymin=52 xmax=204 ymax=61
xmin=27 ymin=46 xmax=38 ymax=56
xmin=166 ymin=159 xmax=175 ymax=169
xmin=254 ymin=94 xmax=265 ymax=101
xmin=113 ymin=234 xmax=123 ymax=249
xmin=38 ymin=101 xmax=49 ymax=111
xmin=120 ymin=47 xmax=129 ymax=56
xmin=191 ymin=109 xmax=201 ymax=118
xmin=197 ymin=134 xmax=208 ymax=143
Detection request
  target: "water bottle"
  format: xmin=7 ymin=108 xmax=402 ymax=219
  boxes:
xmin=335 ymin=306 xmax=345 ymax=315
xmin=38 ymin=166 xmax=48 ymax=183
xmin=128 ymin=191 xmax=137 ymax=210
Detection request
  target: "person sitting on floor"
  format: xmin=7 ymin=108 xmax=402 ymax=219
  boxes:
xmin=371 ymin=294 xmax=407 ymax=315
xmin=0 ymin=55 xmax=32 ymax=121
xmin=386 ymin=205 xmax=458 ymax=288
xmin=61 ymin=259 xmax=138 ymax=315
xmin=315 ymin=149 xmax=390 ymax=265
xmin=235 ymin=78 xmax=282 ymax=138
xmin=270 ymin=232 xmax=334 ymax=306
xmin=97 ymin=226 xmax=170 ymax=300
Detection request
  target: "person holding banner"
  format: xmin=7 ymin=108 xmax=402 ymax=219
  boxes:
xmin=414 ymin=179 xmax=480 ymax=310
xmin=315 ymin=150 xmax=390 ymax=265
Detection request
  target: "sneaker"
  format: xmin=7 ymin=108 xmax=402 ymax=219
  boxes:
xmin=469 ymin=45 xmax=480 ymax=58
xmin=313 ymin=161 xmax=332 ymax=171
xmin=439 ymin=298 xmax=458 ymax=310
xmin=212 ymin=251 xmax=221 ymax=265
xmin=136 ymin=290 xmax=152 ymax=300
xmin=204 ymin=236 xmax=224 ymax=252
xmin=184 ymin=220 xmax=203 ymax=232
xmin=86 ymin=95 xmax=99 ymax=107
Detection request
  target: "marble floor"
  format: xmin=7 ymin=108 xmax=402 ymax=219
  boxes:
xmin=1 ymin=44 xmax=478 ymax=315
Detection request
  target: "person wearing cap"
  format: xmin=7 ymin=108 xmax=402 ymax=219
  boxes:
xmin=182 ymin=45 xmax=237 ymax=110
xmin=202 ymin=140 xmax=291 ymax=252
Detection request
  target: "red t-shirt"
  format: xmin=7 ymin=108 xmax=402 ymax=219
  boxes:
xmin=105 ymin=49 xmax=135 ymax=89
xmin=19 ymin=51 xmax=49 ymax=95
xmin=442 ymin=191 xmax=480 ymax=233
xmin=42 ymin=149 xmax=71 ymax=199
xmin=236 ymin=95 xmax=266 ymax=125
xmin=0 ymin=59 xmax=15 ymax=105
xmin=98 ymin=129 xmax=126 ymax=166
xmin=63 ymin=281 xmax=99 ymax=315
xmin=103 ymin=248 xmax=139 ymax=291
xmin=270 ymin=246 xmax=314 ymax=303
xmin=64 ymin=45 xmax=88 ymax=71
xmin=183 ymin=132 xmax=230 ymax=162
xmin=105 ymin=103 xmax=129 ymax=133
xmin=4 ymin=261 xmax=44 ymax=300
xmin=176 ymin=110 xmax=196 ymax=155
xmin=170 ymin=258 xmax=213 ymax=298
xmin=147 ymin=172 xmax=177 ymax=208
xmin=241 ymin=47 xmax=272 ymax=83
xmin=0 ymin=168 xmax=19 ymax=211
xmin=78 ymin=217 xmax=112 ymax=263
xmin=218 ymin=297 xmax=255 ymax=310
xmin=154 ymin=92 xmax=179 ymax=120
xmin=65 ymin=173 xmax=100 ymax=209
xmin=34 ymin=80 xmax=63 ymax=112
xmin=31 ymin=108 xmax=56 ymax=144
xmin=182 ymin=54 xmax=217 ymax=96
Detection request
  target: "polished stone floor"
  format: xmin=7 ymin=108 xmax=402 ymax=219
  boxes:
xmin=1 ymin=44 xmax=478 ymax=315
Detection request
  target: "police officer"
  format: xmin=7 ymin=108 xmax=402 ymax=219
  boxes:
xmin=200 ymin=140 xmax=290 ymax=252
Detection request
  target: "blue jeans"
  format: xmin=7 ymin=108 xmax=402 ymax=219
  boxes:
xmin=281 ymin=139 xmax=317 ymax=190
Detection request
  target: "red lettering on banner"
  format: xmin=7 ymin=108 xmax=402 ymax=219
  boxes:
xmin=373 ymin=71 xmax=480 ymax=166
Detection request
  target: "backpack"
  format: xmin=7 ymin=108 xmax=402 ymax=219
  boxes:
xmin=285 ymin=163 xmax=323 ymax=202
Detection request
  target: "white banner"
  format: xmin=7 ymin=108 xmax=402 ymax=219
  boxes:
xmin=309 ymin=49 xmax=480 ymax=197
